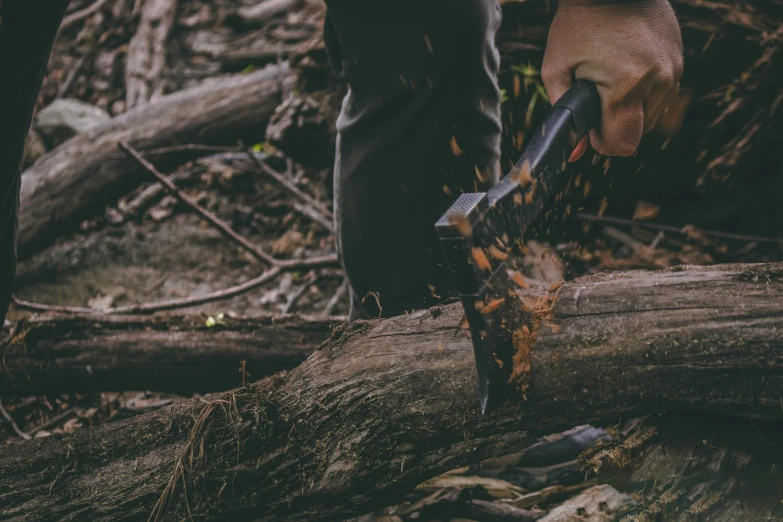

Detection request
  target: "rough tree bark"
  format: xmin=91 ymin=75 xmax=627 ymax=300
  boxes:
xmin=19 ymin=63 xmax=292 ymax=259
xmin=0 ymin=313 xmax=334 ymax=395
xmin=125 ymin=0 xmax=179 ymax=108
xmin=0 ymin=263 xmax=781 ymax=521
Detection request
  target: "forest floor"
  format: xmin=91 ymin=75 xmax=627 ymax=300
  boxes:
xmin=1 ymin=0 xmax=781 ymax=520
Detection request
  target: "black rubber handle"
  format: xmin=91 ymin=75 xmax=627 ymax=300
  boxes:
xmin=553 ymin=79 xmax=601 ymax=141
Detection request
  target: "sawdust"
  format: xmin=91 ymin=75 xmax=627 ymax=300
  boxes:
xmin=508 ymin=283 xmax=563 ymax=397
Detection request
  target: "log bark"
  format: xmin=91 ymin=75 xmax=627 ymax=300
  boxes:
xmin=0 ymin=263 xmax=782 ymax=521
xmin=0 ymin=313 xmax=333 ymax=395
xmin=18 ymin=63 xmax=291 ymax=258
xmin=125 ymin=0 xmax=178 ymax=108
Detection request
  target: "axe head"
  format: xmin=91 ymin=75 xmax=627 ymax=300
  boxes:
xmin=435 ymin=80 xmax=601 ymax=414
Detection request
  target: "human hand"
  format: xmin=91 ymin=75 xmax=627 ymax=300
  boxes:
xmin=542 ymin=0 xmax=683 ymax=160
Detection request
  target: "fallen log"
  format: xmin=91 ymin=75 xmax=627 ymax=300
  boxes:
xmin=0 ymin=313 xmax=334 ymax=395
xmin=18 ymin=63 xmax=292 ymax=259
xmin=125 ymin=0 xmax=178 ymax=108
xmin=0 ymin=263 xmax=781 ymax=521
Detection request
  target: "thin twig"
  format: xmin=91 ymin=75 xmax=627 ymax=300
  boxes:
xmin=27 ymin=408 xmax=77 ymax=435
xmin=578 ymin=213 xmax=783 ymax=245
xmin=649 ymin=230 xmax=665 ymax=249
xmin=12 ymin=250 xmax=338 ymax=315
xmin=282 ymin=271 xmax=318 ymax=314
xmin=14 ymin=267 xmax=281 ymax=315
xmin=57 ymin=54 xmax=89 ymax=98
xmin=143 ymin=144 xmax=240 ymax=157
xmin=0 ymin=398 xmax=32 ymax=440
xmin=120 ymin=141 xmax=278 ymax=265
xmin=322 ymin=279 xmax=349 ymax=318
xmin=292 ymin=201 xmax=334 ymax=233
xmin=60 ymin=0 xmax=113 ymax=31
xmin=244 ymin=149 xmax=334 ymax=223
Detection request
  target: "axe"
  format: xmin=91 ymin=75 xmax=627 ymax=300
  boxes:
xmin=435 ymin=80 xmax=601 ymax=414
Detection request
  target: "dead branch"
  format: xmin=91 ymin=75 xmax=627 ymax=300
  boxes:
xmin=125 ymin=0 xmax=178 ymax=108
xmin=13 ymin=246 xmax=338 ymax=315
xmin=59 ymin=0 xmax=113 ymax=31
xmin=0 ymin=313 xmax=334 ymax=394
xmin=19 ymin=63 xmax=292 ymax=259
xmin=0 ymin=263 xmax=781 ymax=521
xmin=0 ymin=399 xmax=31 ymax=440
xmin=120 ymin=142 xmax=278 ymax=265
xmin=245 ymin=149 xmax=334 ymax=224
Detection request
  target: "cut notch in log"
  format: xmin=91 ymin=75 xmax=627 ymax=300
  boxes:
xmin=0 ymin=263 xmax=781 ymax=521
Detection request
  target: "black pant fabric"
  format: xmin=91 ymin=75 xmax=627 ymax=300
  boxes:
xmin=324 ymin=1 xmax=504 ymax=321
xmin=0 ymin=1 xmax=69 ymax=323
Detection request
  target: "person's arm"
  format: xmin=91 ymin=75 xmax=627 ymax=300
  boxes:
xmin=542 ymin=0 xmax=683 ymax=159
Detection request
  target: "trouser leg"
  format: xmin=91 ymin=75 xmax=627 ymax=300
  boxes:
xmin=0 ymin=0 xmax=70 ymax=323
xmin=324 ymin=0 xmax=504 ymax=320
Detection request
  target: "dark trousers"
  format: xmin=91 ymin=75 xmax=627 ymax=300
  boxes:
xmin=0 ymin=1 xmax=70 ymax=323
xmin=323 ymin=0 xmax=504 ymax=320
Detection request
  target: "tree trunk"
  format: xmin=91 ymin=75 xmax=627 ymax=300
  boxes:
xmin=0 ymin=313 xmax=333 ymax=395
xmin=18 ymin=63 xmax=292 ymax=259
xmin=0 ymin=263 xmax=781 ymax=521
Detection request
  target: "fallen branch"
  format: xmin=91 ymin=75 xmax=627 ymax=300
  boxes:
xmin=245 ymin=148 xmax=334 ymax=224
xmin=0 ymin=263 xmax=781 ymax=520
xmin=292 ymin=201 xmax=334 ymax=232
xmin=0 ymin=313 xmax=335 ymax=395
xmin=0 ymin=399 xmax=31 ymax=440
xmin=321 ymin=277 xmax=348 ymax=317
xmin=578 ymin=212 xmax=783 ymax=245
xmin=125 ymin=0 xmax=178 ymax=108
xmin=120 ymin=142 xmax=278 ymax=265
xmin=13 ymin=248 xmax=338 ymax=315
xmin=19 ymin=63 xmax=292 ymax=258
xmin=59 ymin=0 xmax=113 ymax=31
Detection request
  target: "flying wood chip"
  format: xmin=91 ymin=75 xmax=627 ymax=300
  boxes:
xmin=450 ymin=136 xmax=463 ymax=157
xmin=488 ymin=245 xmax=508 ymax=261
xmin=471 ymin=247 xmax=492 ymax=272
xmin=510 ymin=270 xmax=529 ymax=288
xmin=477 ymin=298 xmax=505 ymax=314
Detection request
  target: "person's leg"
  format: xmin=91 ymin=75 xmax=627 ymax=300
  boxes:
xmin=324 ymin=0 xmax=503 ymax=320
xmin=0 ymin=0 xmax=70 ymax=323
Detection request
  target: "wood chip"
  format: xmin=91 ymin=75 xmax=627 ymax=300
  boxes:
xmin=471 ymin=247 xmax=492 ymax=272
